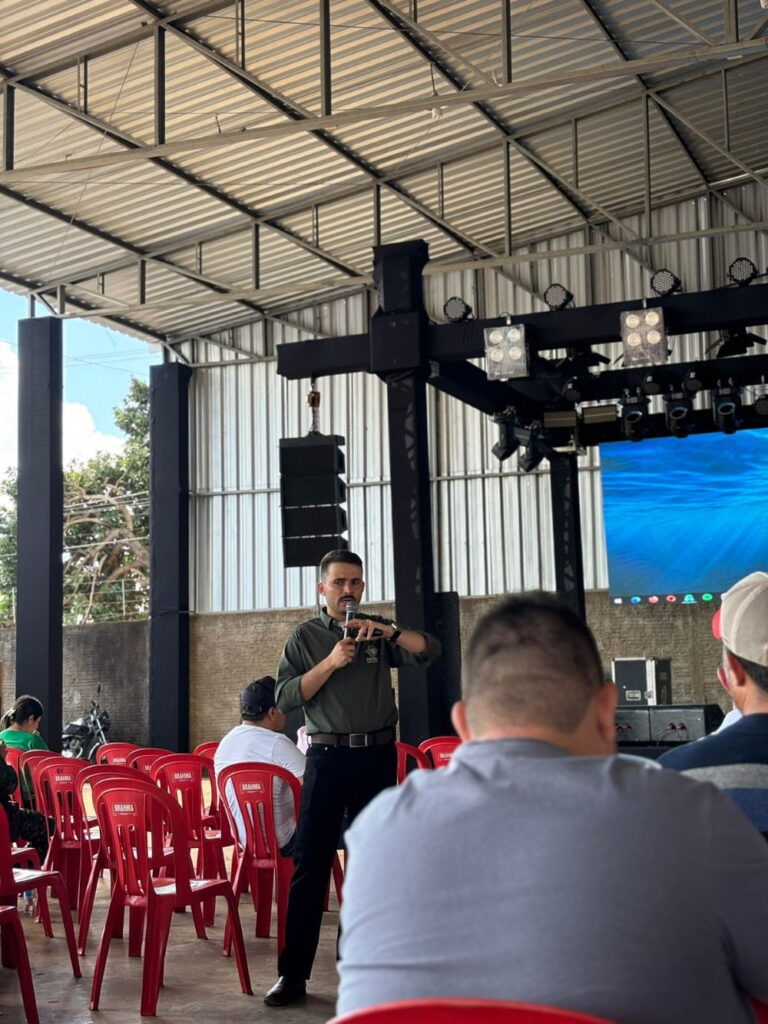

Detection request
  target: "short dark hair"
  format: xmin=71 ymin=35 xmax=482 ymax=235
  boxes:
xmin=319 ymin=549 xmax=362 ymax=578
xmin=733 ymin=652 xmax=768 ymax=694
xmin=240 ymin=677 xmax=277 ymax=722
xmin=464 ymin=593 xmax=604 ymax=734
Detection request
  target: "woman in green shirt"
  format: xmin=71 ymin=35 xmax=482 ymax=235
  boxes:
xmin=0 ymin=695 xmax=51 ymax=906
xmin=0 ymin=694 xmax=49 ymax=756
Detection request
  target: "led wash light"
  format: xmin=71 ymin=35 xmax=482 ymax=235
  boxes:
xmin=620 ymin=308 xmax=669 ymax=367
xmin=484 ymin=324 xmax=529 ymax=380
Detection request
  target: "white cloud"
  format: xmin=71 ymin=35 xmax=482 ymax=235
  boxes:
xmin=0 ymin=339 xmax=124 ymax=474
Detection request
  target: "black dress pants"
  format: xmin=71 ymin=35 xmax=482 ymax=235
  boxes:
xmin=277 ymin=741 xmax=396 ymax=981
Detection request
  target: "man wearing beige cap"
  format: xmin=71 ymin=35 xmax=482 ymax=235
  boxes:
xmin=659 ymin=571 xmax=768 ymax=779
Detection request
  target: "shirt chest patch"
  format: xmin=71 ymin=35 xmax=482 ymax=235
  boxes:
xmin=364 ymin=644 xmax=380 ymax=665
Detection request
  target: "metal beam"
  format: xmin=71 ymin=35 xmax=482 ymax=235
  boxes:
xmin=2 ymin=84 xmax=13 ymax=172
xmin=278 ymin=281 xmax=768 ymax=377
xmin=319 ymin=0 xmax=332 ymax=116
xmin=645 ymin=0 xmax=716 ymax=45
xmin=154 ymin=26 xmax=166 ymax=146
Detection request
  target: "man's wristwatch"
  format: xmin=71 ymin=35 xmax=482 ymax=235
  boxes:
xmin=389 ymin=628 xmax=402 ymax=644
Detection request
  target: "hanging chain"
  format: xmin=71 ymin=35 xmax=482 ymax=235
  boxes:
xmin=307 ymin=376 xmax=321 ymax=434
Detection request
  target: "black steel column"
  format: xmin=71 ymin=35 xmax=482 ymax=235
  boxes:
xmin=371 ymin=240 xmax=442 ymax=743
xmin=16 ymin=317 xmax=63 ymax=749
xmin=148 ymin=362 xmax=193 ymax=751
xmin=548 ymin=451 xmax=586 ymax=621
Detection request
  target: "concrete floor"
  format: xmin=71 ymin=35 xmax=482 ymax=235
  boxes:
xmin=0 ymin=882 xmax=341 ymax=1024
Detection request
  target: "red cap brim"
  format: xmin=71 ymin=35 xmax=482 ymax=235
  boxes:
xmin=712 ymin=607 xmax=722 ymax=639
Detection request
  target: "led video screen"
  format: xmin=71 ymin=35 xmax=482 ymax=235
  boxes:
xmin=600 ymin=427 xmax=768 ymax=605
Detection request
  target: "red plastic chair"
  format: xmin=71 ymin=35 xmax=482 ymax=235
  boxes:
xmin=89 ymin=782 xmax=252 ymax=1015
xmin=38 ymin=757 xmax=92 ymax=910
xmin=329 ymin=998 xmax=618 ymax=1023
xmin=151 ymin=753 xmax=229 ymax=926
xmin=193 ymin=741 xmax=219 ymax=759
xmin=0 ymin=902 xmax=39 ymax=1024
xmin=418 ymin=736 xmax=461 ymax=768
xmin=74 ymin=764 xmax=159 ymax=955
xmin=217 ymin=762 xmax=300 ymax=955
xmin=0 ymin=798 xmax=81 ymax=979
xmin=396 ymin=742 xmax=431 ymax=783
xmin=96 ymin=742 xmax=141 ymax=766
xmin=22 ymin=752 xmax=62 ymax=816
xmin=127 ymin=748 xmax=173 ymax=775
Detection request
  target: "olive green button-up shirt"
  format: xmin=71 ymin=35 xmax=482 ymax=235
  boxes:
xmin=275 ymin=609 xmax=441 ymax=735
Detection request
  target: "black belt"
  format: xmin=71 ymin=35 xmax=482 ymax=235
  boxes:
xmin=308 ymin=727 xmax=395 ymax=748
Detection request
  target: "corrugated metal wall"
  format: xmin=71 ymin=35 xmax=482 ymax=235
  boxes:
xmin=187 ymin=187 xmax=767 ymax=612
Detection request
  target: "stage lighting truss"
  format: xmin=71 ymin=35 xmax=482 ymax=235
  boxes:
xmin=484 ymin=324 xmax=529 ymax=380
xmin=664 ymin=390 xmax=693 ymax=438
xmin=620 ymin=392 xmax=649 ymax=442
xmin=620 ymin=307 xmax=669 ymax=367
xmin=727 ymin=257 xmax=759 ymax=287
xmin=650 ymin=268 xmax=682 ymax=298
xmin=544 ymin=283 xmax=573 ymax=311
xmin=444 ymin=296 xmax=472 ymax=322
xmin=711 ymin=382 xmax=742 ymax=434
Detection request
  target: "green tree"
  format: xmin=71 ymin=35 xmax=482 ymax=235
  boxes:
xmin=0 ymin=377 xmax=150 ymax=625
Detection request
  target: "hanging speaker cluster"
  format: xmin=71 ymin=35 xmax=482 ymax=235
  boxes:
xmin=279 ymin=434 xmax=348 ymax=568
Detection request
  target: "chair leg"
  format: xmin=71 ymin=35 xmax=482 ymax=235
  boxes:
xmin=77 ymin=851 xmax=105 ymax=955
xmin=2 ymin=914 xmax=40 ymax=1024
xmin=220 ymin=890 xmax=253 ymax=996
xmin=140 ymin=899 xmax=174 ymax=1017
xmin=332 ymin=852 xmax=344 ymax=906
xmin=255 ymin=865 xmax=273 ymax=938
xmin=47 ymin=874 xmax=82 ymax=979
xmin=222 ymin=855 xmax=249 ymax=957
xmin=89 ymin=889 xmax=124 ymax=1011
xmin=128 ymin=904 xmax=146 ymax=958
xmin=34 ymin=885 xmax=53 ymax=938
xmin=276 ymin=858 xmax=295 ymax=957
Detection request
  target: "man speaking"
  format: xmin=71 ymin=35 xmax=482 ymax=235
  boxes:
xmin=264 ymin=548 xmax=440 ymax=1006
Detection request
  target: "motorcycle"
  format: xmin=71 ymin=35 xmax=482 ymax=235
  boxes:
xmin=61 ymin=685 xmax=111 ymax=760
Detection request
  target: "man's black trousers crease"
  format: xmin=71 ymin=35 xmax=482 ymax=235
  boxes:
xmin=278 ymin=742 xmax=396 ymax=981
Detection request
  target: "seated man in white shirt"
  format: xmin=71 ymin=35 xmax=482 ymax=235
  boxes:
xmin=214 ymin=677 xmax=306 ymax=855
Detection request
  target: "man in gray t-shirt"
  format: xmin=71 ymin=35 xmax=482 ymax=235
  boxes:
xmin=337 ymin=592 xmax=768 ymax=1024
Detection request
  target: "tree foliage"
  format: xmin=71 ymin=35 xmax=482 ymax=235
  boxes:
xmin=0 ymin=377 xmax=150 ymax=625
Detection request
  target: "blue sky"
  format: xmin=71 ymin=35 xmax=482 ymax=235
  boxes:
xmin=0 ymin=287 xmax=162 ymax=471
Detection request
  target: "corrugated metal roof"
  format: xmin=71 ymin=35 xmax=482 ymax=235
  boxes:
xmin=0 ymin=0 xmax=766 ymax=346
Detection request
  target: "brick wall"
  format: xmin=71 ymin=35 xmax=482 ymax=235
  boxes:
xmin=0 ymin=592 xmax=726 ymax=752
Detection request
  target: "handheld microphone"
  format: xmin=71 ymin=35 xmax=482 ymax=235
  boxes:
xmin=342 ymin=603 xmax=358 ymax=639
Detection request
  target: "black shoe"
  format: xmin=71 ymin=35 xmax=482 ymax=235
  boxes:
xmin=264 ymin=976 xmax=307 ymax=1007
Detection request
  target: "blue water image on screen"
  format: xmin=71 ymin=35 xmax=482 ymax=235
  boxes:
xmin=601 ymin=428 xmax=768 ymax=598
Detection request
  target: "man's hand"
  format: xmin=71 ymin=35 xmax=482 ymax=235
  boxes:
xmin=326 ymin=637 xmax=357 ymax=670
xmin=347 ymin=618 xmax=387 ymax=642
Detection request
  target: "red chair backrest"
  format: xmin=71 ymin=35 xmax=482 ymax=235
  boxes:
xmin=97 ymin=742 xmax=141 ymax=766
xmin=216 ymin=762 xmax=300 ymax=860
xmin=127 ymin=749 xmax=173 ymax=775
xmin=2 ymin=746 xmax=24 ymax=805
xmin=418 ymin=736 xmax=461 ymax=768
xmin=395 ymin=742 xmax=431 ymax=783
xmin=18 ymin=749 xmax=53 ymax=801
xmin=76 ymin=763 xmax=144 ymax=823
xmin=330 ymin=998 xmax=618 ymax=1023
xmin=192 ymin=741 xmax=219 ymax=759
xmin=151 ymin=754 xmax=213 ymax=842
xmin=94 ymin=782 xmax=194 ymax=902
xmin=23 ymin=753 xmax=64 ymax=817
xmin=39 ymin=758 xmax=91 ymax=842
